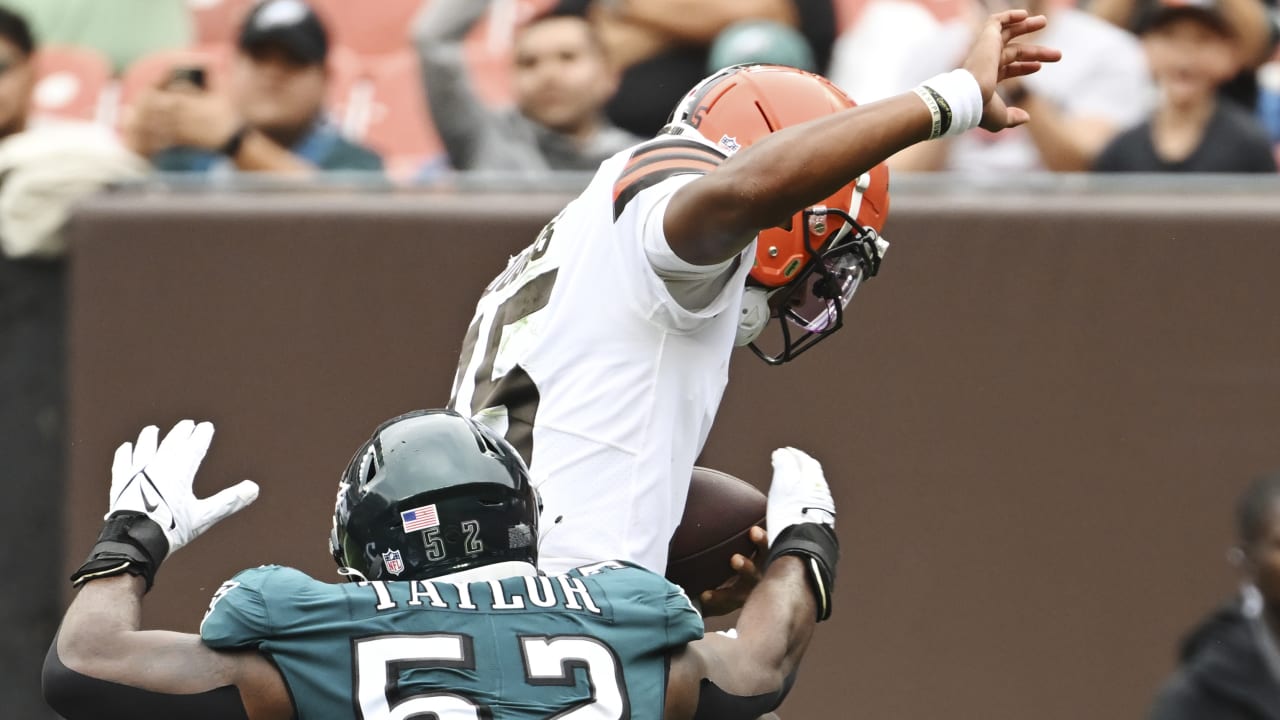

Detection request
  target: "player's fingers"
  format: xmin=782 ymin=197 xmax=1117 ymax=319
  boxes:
xmin=133 ymin=425 xmax=160 ymax=464
xmin=749 ymin=525 xmax=768 ymax=552
xmin=1001 ymin=13 xmax=1046 ymax=41
xmin=990 ymin=9 xmax=1029 ymax=27
xmin=1002 ymin=44 xmax=1060 ymax=66
xmin=1000 ymin=61 xmax=1043 ymax=81
xmin=1004 ymin=106 xmax=1032 ymax=128
xmin=770 ymin=447 xmax=802 ymax=477
xmin=182 ymin=421 xmax=216 ymax=481
xmin=195 ymin=479 xmax=260 ymax=530
xmin=112 ymin=441 xmax=134 ymax=479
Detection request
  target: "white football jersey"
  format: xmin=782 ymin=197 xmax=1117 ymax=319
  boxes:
xmin=449 ymin=134 xmax=753 ymax=574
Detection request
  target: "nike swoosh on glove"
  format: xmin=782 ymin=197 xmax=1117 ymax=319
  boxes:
xmin=108 ymin=420 xmax=259 ymax=555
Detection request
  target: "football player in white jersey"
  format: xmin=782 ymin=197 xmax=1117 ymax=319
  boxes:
xmin=450 ymin=11 xmax=1060 ymax=586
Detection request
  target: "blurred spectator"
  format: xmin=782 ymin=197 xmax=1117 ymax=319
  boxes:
xmin=126 ymin=0 xmax=383 ymax=175
xmin=706 ymin=19 xmax=818 ymax=72
xmin=1148 ymin=473 xmax=1280 ymax=720
xmin=1091 ymin=0 xmax=1276 ymax=110
xmin=561 ymin=0 xmax=837 ymax=136
xmin=829 ymin=0 xmax=942 ymax=103
xmin=0 ymin=6 xmax=144 ymax=260
xmin=0 ymin=3 xmax=31 ymax=140
xmin=0 ymin=0 xmax=191 ymax=74
xmin=412 ymin=0 xmax=639 ymax=173
xmin=890 ymin=0 xmax=1152 ymax=173
xmin=0 ymin=8 xmax=134 ymax=719
xmin=1094 ymin=0 xmax=1276 ymax=172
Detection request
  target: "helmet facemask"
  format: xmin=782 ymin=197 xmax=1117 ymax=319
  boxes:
xmin=747 ymin=206 xmax=887 ymax=365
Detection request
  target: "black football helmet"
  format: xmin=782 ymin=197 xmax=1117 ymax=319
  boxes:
xmin=330 ymin=409 xmax=539 ymax=582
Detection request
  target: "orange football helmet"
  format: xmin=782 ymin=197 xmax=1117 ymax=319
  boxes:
xmin=669 ymin=64 xmax=892 ymax=364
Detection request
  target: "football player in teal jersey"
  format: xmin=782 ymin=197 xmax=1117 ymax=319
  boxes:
xmin=44 ymin=409 xmax=839 ymax=720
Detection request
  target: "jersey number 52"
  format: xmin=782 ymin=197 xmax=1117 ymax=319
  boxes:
xmin=354 ymin=632 xmax=629 ymax=719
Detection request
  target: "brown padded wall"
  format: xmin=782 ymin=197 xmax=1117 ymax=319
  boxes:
xmin=63 ymin=191 xmax=1280 ymax=720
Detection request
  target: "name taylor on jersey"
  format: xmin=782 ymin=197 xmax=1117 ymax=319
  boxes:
xmin=352 ymin=563 xmax=619 ymax=617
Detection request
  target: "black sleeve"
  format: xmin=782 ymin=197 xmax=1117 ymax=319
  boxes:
xmin=790 ymin=0 xmax=838 ymax=74
xmin=42 ymin=635 xmax=250 ymax=720
xmin=692 ymin=670 xmax=798 ymax=720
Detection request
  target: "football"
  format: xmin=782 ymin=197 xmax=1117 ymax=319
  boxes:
xmin=666 ymin=466 xmax=767 ymax=598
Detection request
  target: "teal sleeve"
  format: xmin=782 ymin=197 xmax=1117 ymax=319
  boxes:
xmin=199 ymin=565 xmax=280 ymax=649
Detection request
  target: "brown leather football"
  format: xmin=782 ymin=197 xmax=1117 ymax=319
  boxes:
xmin=666 ymin=466 xmax=767 ymax=598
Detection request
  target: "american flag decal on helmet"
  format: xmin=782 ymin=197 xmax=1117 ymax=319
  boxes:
xmin=401 ymin=504 xmax=439 ymax=532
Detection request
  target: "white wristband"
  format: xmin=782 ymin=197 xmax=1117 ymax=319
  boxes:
xmin=913 ymin=69 xmax=983 ymax=140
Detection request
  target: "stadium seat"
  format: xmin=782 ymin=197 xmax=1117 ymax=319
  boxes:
xmin=31 ymin=46 xmax=112 ymax=123
xmin=326 ymin=45 xmax=363 ymax=126
xmin=349 ymin=48 xmax=445 ymax=180
xmin=309 ymin=0 xmax=422 ymax=55
xmin=188 ymin=0 xmax=257 ymax=46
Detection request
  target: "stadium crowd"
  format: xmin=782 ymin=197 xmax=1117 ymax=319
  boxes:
xmin=3 ymin=1 xmax=1280 ymax=718
xmin=0 ymin=0 xmax=1274 ymax=196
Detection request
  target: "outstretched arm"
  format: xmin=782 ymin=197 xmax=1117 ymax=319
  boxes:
xmin=47 ymin=575 xmax=287 ymax=720
xmin=41 ymin=421 xmax=287 ymax=720
xmin=665 ymin=448 xmax=838 ymax=720
xmin=663 ymin=10 xmax=1061 ymax=266
xmin=411 ymin=0 xmax=497 ymax=169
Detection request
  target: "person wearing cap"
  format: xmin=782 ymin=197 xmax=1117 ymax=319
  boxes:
xmin=127 ymin=0 xmax=382 ymax=175
xmin=1091 ymin=0 xmax=1275 ymax=111
xmin=1147 ymin=473 xmax=1280 ymax=720
xmin=1093 ymin=0 xmax=1276 ymax=172
xmin=411 ymin=0 xmax=640 ymax=175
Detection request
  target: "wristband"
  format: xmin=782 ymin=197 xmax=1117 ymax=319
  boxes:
xmin=913 ymin=69 xmax=983 ymax=140
xmin=766 ymin=523 xmax=839 ymax=622
xmin=70 ymin=512 xmax=170 ymax=591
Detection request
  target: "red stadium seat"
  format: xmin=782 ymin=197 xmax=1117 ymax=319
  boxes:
xmin=309 ymin=0 xmax=422 ymax=55
xmin=31 ymin=46 xmax=112 ymax=123
xmin=188 ymin=0 xmax=258 ymax=46
xmin=349 ymin=48 xmax=445 ymax=180
xmin=326 ymin=45 xmax=363 ymax=124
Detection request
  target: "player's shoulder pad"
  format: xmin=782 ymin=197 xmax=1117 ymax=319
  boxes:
xmin=572 ymin=561 xmax=703 ymax=644
xmin=612 ymin=133 xmax=728 ymax=222
xmin=200 ymin=564 xmax=315 ymax=648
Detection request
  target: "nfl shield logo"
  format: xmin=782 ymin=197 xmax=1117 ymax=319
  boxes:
xmin=718 ymin=134 xmax=741 ymax=154
xmin=382 ymin=549 xmax=405 ymax=576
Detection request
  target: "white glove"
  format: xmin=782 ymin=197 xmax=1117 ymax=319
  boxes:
xmin=766 ymin=447 xmax=835 ymax=547
xmin=108 ymin=420 xmax=259 ymax=555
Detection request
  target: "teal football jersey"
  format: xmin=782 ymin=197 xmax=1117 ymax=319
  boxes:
xmin=200 ymin=561 xmax=703 ymax=720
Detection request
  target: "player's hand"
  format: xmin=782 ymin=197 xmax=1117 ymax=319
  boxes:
xmin=108 ymin=420 xmax=258 ymax=555
xmin=766 ymin=447 xmax=834 ymax=546
xmin=960 ymin=10 xmax=1061 ymax=131
xmin=699 ymin=526 xmax=768 ymax=616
